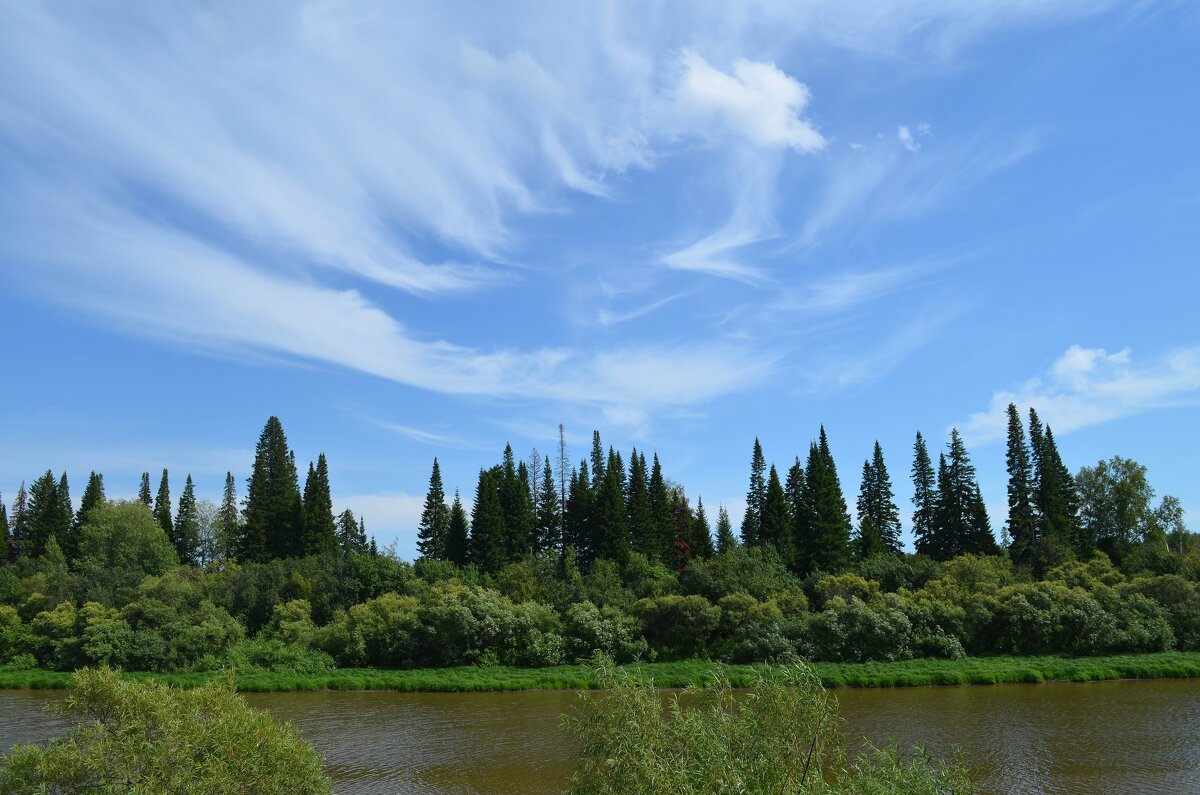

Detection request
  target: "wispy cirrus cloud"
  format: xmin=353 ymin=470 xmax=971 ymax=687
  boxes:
xmin=961 ymin=344 xmax=1200 ymax=444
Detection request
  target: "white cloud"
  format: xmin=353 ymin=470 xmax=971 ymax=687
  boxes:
xmin=672 ymin=50 xmax=825 ymax=151
xmin=898 ymin=125 xmax=921 ymax=153
xmin=961 ymin=345 xmax=1200 ymax=444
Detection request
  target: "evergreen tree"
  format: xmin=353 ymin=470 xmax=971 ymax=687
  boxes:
xmin=593 ymin=449 xmax=630 ymax=562
xmin=647 ymin=454 xmax=672 ymax=562
xmin=1039 ymin=426 xmax=1081 ymax=553
xmin=217 ymin=473 xmax=240 ymax=559
xmin=590 ymin=431 xmax=606 ymax=492
xmin=930 ymin=429 xmax=997 ymax=560
xmin=1004 ymin=403 xmax=1036 ymax=563
xmin=416 ymin=458 xmax=450 ymax=559
xmin=784 ymin=458 xmax=804 ymax=525
xmin=0 ymin=496 xmax=7 ymax=564
xmin=691 ymin=497 xmax=715 ymax=559
xmin=714 ymin=505 xmax=736 ymax=554
xmin=55 ymin=472 xmax=74 ymax=560
xmin=499 ymin=445 xmax=534 ymax=560
xmin=669 ymin=490 xmax=695 ymax=569
xmin=563 ymin=463 xmax=594 ymax=568
xmin=9 ymin=484 xmax=30 ymax=560
xmin=174 ymin=475 xmax=200 ymax=566
xmin=806 ymin=427 xmax=852 ymax=573
xmin=911 ymin=432 xmax=937 ymax=558
xmin=26 ymin=470 xmax=67 ymax=558
xmin=535 ymin=456 xmax=562 ymax=555
xmin=855 ymin=441 xmax=902 ymax=558
xmin=153 ymin=469 xmax=173 ymax=539
xmin=626 ymin=449 xmax=654 ymax=558
xmin=138 ymin=472 xmax=153 ymax=508
xmin=759 ymin=465 xmax=793 ymax=564
xmin=74 ymin=471 xmax=105 ymax=534
xmin=243 ymin=417 xmax=303 ymax=561
xmin=444 ymin=490 xmax=470 ymax=566
xmin=740 ymin=438 xmax=767 ymax=545
xmin=302 ymin=454 xmax=338 ymax=557
xmin=336 ymin=508 xmax=367 ymax=557
xmin=469 ymin=468 xmax=507 ymax=573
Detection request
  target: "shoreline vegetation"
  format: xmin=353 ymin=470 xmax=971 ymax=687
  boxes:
xmin=3 ymin=651 xmax=1199 ymax=694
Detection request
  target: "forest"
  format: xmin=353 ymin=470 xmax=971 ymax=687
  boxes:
xmin=1 ymin=410 xmax=1196 ymax=676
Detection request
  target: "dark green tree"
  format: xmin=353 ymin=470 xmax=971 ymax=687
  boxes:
xmin=301 ymin=454 xmax=337 ymax=557
xmin=804 ymin=427 xmax=853 ymax=574
xmin=740 ymin=438 xmax=767 ymax=546
xmin=174 ymin=474 xmax=200 ymax=566
xmin=469 ymin=467 xmax=507 ymax=573
xmin=759 ymin=465 xmax=793 ymax=564
xmin=416 ymin=458 xmax=451 ymax=560
xmin=911 ymin=432 xmax=937 ymax=558
xmin=626 ymin=449 xmax=654 ymax=558
xmin=590 ymin=431 xmax=606 ymax=492
xmin=593 ymin=449 xmax=631 ymax=563
xmin=714 ymin=505 xmax=736 ymax=554
xmin=1004 ymin=403 xmax=1036 ymax=564
xmin=855 ymin=441 xmax=902 ymax=557
xmin=499 ymin=445 xmax=534 ymax=560
xmin=153 ymin=469 xmax=173 ymax=539
xmin=1038 ymin=426 xmax=1080 ymax=552
xmin=336 ymin=508 xmax=367 ymax=557
xmin=55 ymin=472 xmax=74 ymax=560
xmin=535 ymin=456 xmax=562 ymax=555
xmin=444 ymin=490 xmax=470 ymax=566
xmin=0 ymin=496 xmax=8 ymax=564
xmin=930 ymin=429 xmax=997 ymax=560
xmin=243 ymin=417 xmax=303 ymax=561
xmin=690 ymin=497 xmax=715 ymax=559
xmin=138 ymin=472 xmax=153 ymax=508
xmin=647 ymin=454 xmax=672 ymax=562
xmin=26 ymin=470 xmax=68 ymax=558
xmin=217 ymin=472 xmax=240 ymax=558
xmin=9 ymin=483 xmax=30 ymax=560
xmin=74 ymin=471 xmax=106 ymax=537
xmin=564 ymin=463 xmax=594 ymax=568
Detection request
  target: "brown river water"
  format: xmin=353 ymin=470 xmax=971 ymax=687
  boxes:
xmin=1 ymin=679 xmax=1198 ymax=793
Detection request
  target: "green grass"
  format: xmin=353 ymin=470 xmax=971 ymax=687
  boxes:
xmin=3 ymin=652 xmax=1200 ymax=693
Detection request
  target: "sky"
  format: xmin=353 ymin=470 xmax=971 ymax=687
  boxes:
xmin=1 ymin=1 xmax=1198 ymax=558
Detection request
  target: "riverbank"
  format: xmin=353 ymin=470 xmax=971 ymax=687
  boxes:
xmin=2 ymin=651 xmax=1199 ymax=692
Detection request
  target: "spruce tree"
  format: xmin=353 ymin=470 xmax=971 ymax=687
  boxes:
xmin=499 ymin=445 xmax=534 ymax=560
xmin=593 ymin=449 xmax=631 ymax=563
xmin=416 ymin=458 xmax=451 ymax=559
xmin=74 ymin=472 xmax=105 ymax=534
xmin=590 ymin=431 xmax=606 ymax=492
xmin=1004 ymin=403 xmax=1036 ymax=564
xmin=1040 ymin=426 xmax=1081 ymax=553
xmin=243 ymin=417 xmax=303 ymax=561
xmin=740 ymin=438 xmax=767 ymax=545
xmin=535 ymin=456 xmax=562 ymax=555
xmin=217 ymin=472 xmax=240 ymax=559
xmin=856 ymin=441 xmax=901 ymax=557
xmin=911 ymin=432 xmax=937 ymax=558
xmin=55 ymin=472 xmax=75 ymax=560
xmin=691 ymin=497 xmax=715 ymax=559
xmin=336 ymin=508 xmax=367 ymax=557
xmin=1028 ymin=408 xmax=1046 ymax=530
xmin=138 ymin=472 xmax=153 ymax=508
xmin=807 ymin=427 xmax=852 ymax=573
xmin=784 ymin=458 xmax=804 ymax=525
xmin=0 ymin=496 xmax=8 ymax=564
xmin=563 ymin=463 xmax=594 ymax=568
xmin=931 ymin=429 xmax=997 ymax=560
xmin=760 ymin=465 xmax=793 ymax=564
xmin=26 ymin=470 xmax=66 ymax=558
xmin=714 ymin=505 xmax=736 ymax=554
xmin=647 ymin=454 xmax=672 ymax=562
xmin=153 ymin=469 xmax=173 ymax=539
xmin=302 ymin=454 xmax=338 ymax=557
xmin=9 ymin=484 xmax=30 ymax=560
xmin=444 ymin=490 xmax=470 ymax=566
xmin=626 ymin=449 xmax=653 ymax=558
xmin=174 ymin=475 xmax=200 ymax=566
xmin=792 ymin=443 xmax=819 ymax=571
xmin=469 ymin=468 xmax=507 ymax=573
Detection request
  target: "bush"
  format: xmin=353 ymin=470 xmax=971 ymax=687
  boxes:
xmin=680 ymin=546 xmax=799 ymax=602
xmin=563 ymin=601 xmax=648 ymax=663
xmin=211 ymin=637 xmax=335 ymax=675
xmin=802 ymin=596 xmax=913 ymax=662
xmin=564 ymin=661 xmax=975 ymax=795
xmin=634 ymin=595 xmax=721 ymax=658
xmin=0 ymin=667 xmax=331 ymax=793
xmin=857 ymin=554 xmax=941 ymax=593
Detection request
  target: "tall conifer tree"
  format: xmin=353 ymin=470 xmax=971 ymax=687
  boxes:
xmin=760 ymin=465 xmax=793 ymax=564
xmin=589 ymin=431 xmax=606 ymax=492
xmin=243 ymin=416 xmax=303 ymax=561
xmin=9 ymin=484 xmax=30 ymax=560
xmin=444 ymin=490 xmax=470 ymax=566
xmin=469 ymin=468 xmax=507 ymax=573
xmin=535 ymin=456 xmax=562 ymax=555
xmin=1004 ymin=404 xmax=1036 ymax=563
xmin=74 ymin=472 xmax=105 ymax=534
xmin=594 ymin=449 xmax=630 ymax=562
xmin=563 ymin=463 xmax=594 ymax=567
xmin=855 ymin=441 xmax=901 ymax=557
xmin=153 ymin=469 xmax=173 ymax=538
xmin=691 ymin=497 xmax=715 ymax=559
xmin=805 ymin=427 xmax=852 ymax=573
xmin=647 ymin=454 xmax=672 ymax=562
xmin=740 ymin=438 xmax=767 ymax=546
xmin=911 ymin=432 xmax=937 ymax=558
xmin=174 ymin=475 xmax=200 ymax=565
xmin=626 ymin=449 xmax=653 ymax=557
xmin=302 ymin=454 xmax=337 ymax=557
xmin=26 ymin=470 xmax=66 ymax=558
xmin=55 ymin=472 xmax=74 ymax=560
xmin=0 ymin=497 xmax=7 ymax=564
xmin=930 ymin=429 xmax=997 ymax=560
xmin=138 ymin=472 xmax=153 ymax=508
xmin=335 ymin=509 xmax=367 ymax=556
xmin=416 ymin=458 xmax=451 ymax=559
xmin=714 ymin=505 xmax=736 ymax=554
xmin=217 ymin=473 xmax=240 ymax=558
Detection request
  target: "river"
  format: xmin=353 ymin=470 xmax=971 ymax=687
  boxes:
xmin=1 ymin=679 xmax=1198 ymax=793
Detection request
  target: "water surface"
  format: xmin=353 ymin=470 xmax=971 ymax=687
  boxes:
xmin=2 ymin=679 xmax=1197 ymax=794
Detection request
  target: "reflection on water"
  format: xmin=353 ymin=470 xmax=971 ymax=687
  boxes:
xmin=2 ymin=679 xmax=1198 ymax=794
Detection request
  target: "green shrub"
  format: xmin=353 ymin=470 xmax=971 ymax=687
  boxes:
xmin=634 ymin=595 xmax=721 ymax=658
xmin=563 ymin=601 xmax=648 ymax=662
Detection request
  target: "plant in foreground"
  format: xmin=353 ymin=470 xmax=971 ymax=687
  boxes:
xmin=564 ymin=659 xmax=975 ymax=795
xmin=0 ymin=667 xmax=331 ymax=794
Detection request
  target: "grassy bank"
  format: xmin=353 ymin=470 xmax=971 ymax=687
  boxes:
xmin=3 ymin=651 xmax=1200 ymax=693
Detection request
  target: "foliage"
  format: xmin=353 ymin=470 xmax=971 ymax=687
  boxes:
xmin=564 ymin=660 xmax=975 ymax=795
xmin=0 ymin=667 xmax=331 ymax=794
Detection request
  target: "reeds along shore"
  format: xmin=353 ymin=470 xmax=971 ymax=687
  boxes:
xmin=2 ymin=651 xmax=1200 ymax=693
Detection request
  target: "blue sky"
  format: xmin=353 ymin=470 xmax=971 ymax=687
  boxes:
xmin=2 ymin=1 xmax=1197 ymax=558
